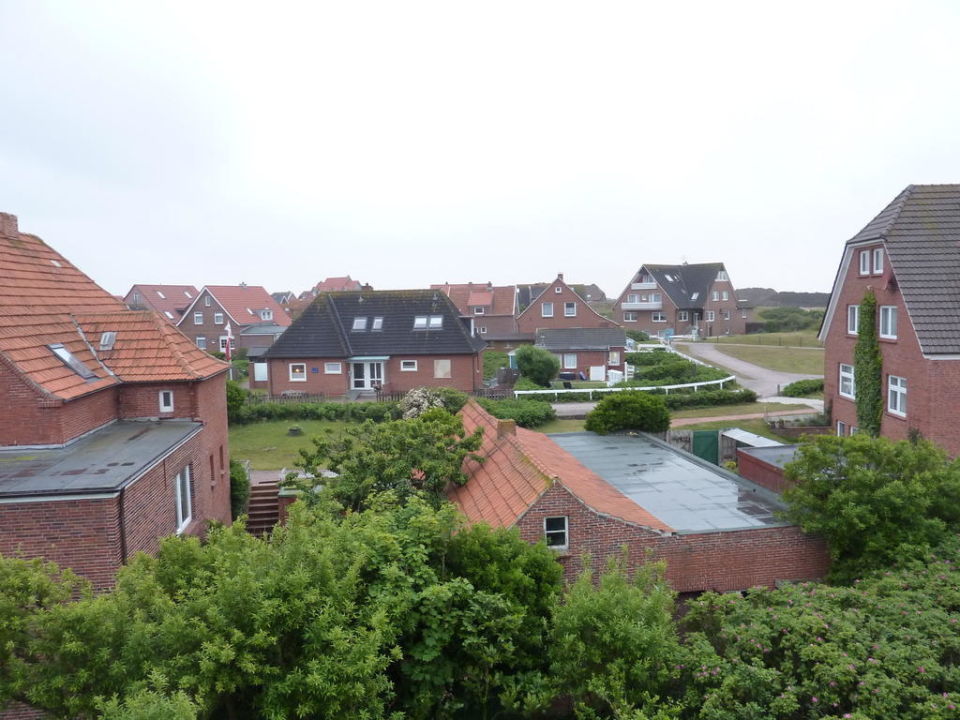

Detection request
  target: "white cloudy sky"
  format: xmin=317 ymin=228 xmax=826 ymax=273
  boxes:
xmin=2 ymin=1 xmax=959 ymax=298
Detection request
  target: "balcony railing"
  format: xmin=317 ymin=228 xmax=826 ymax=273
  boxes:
xmin=621 ymin=300 xmax=662 ymax=310
xmin=631 ymin=282 xmax=658 ymax=290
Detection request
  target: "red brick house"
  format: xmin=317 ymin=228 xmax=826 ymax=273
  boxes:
xmin=314 ymin=275 xmax=364 ymax=293
xmin=534 ymin=327 xmax=626 ymax=381
xmin=176 ymin=285 xmax=291 ymax=362
xmin=612 ymin=263 xmax=746 ymax=338
xmin=0 ymin=212 xmax=231 ymax=591
xmin=820 ymin=184 xmax=960 ymax=455
xmin=449 ymin=401 xmax=828 ymax=591
xmin=263 ymin=289 xmax=486 ymax=397
xmin=124 ymin=284 xmax=200 ymax=324
xmin=515 ymin=273 xmax=620 ymax=339
xmin=431 ymin=282 xmax=522 ymax=345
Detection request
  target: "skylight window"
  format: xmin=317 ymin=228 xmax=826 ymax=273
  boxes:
xmin=50 ymin=259 xmax=62 ymax=268
xmin=184 ymin=290 xmax=192 ymax=298
xmin=413 ymin=315 xmax=428 ymax=329
xmin=49 ymin=344 xmax=96 ymax=379
xmin=428 ymin=315 xmax=443 ymax=328
xmin=99 ymin=331 xmax=117 ymax=351
xmin=164 ymin=311 xmax=174 ymax=319
xmin=372 ymin=316 xmax=383 ymax=330
xmin=691 ymin=292 xmax=700 ymax=300
xmin=352 ymin=316 xmax=368 ymax=331
xmin=156 ymin=290 xmax=166 ymax=299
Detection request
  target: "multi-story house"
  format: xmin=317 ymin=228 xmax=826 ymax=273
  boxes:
xmin=431 ymin=281 xmax=521 ymax=345
xmin=0 ymin=212 xmax=231 ymax=591
xmin=515 ymin=273 xmax=620 ymax=339
xmin=820 ymin=184 xmax=960 ymax=455
xmin=124 ymin=284 xmax=200 ymax=324
xmin=176 ymin=284 xmax=291 ymax=356
xmin=263 ymin=289 xmax=485 ymax=397
xmin=612 ymin=263 xmax=746 ymax=337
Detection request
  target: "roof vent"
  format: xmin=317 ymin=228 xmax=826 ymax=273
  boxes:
xmin=99 ymin=331 xmax=117 ymax=351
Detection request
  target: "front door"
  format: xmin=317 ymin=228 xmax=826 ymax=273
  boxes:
xmin=352 ymin=362 xmax=384 ymax=390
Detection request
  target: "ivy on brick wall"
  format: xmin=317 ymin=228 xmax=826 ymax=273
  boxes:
xmin=854 ymin=290 xmax=883 ymax=436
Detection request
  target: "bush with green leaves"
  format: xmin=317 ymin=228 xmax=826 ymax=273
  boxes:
xmin=482 ymin=350 xmax=509 ymax=381
xmin=513 ymin=375 xmax=544 ymax=391
xmin=230 ymin=399 xmax=401 ymax=425
xmin=756 ymin=306 xmax=824 ymax=333
xmin=783 ymin=433 xmax=960 ymax=581
xmin=662 ymin=388 xmax=757 ymax=410
xmin=399 ymin=386 xmax=468 ymax=418
xmin=229 ymin=459 xmax=250 ymax=520
xmin=476 ymin=398 xmax=556 ymax=428
xmin=515 ymin=345 xmax=560 ymax=387
xmin=225 ymin=380 xmax=247 ymax=423
xmin=585 ymin=391 xmax=671 ymax=434
xmin=854 ymin=291 xmax=883 ymax=436
xmin=781 ymin=378 xmax=824 ymax=397
xmin=625 ymin=329 xmax=651 ymax=343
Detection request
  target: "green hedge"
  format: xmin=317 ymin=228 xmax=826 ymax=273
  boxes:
xmin=476 ymin=398 xmax=556 ymax=428
xmin=662 ymin=388 xmax=757 ymax=409
xmin=584 ymin=392 xmax=670 ymax=434
xmin=231 ymin=400 xmax=401 ymax=425
xmin=781 ymin=378 xmax=824 ymax=397
xmin=624 ymin=349 xmax=671 ymax=366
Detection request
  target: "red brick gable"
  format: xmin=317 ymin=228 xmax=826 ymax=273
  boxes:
xmin=180 ymin=285 xmax=292 ymax=330
xmin=432 ymin=282 xmax=517 ymax=317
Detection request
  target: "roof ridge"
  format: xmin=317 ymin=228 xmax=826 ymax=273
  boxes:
xmin=323 ymin=294 xmax=353 ymax=356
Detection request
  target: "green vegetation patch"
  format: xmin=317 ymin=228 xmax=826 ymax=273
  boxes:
xmin=712 ymin=343 xmax=825 ymax=375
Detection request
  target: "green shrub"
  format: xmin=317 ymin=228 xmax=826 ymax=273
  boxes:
xmin=476 ymin=398 xmax=556 ymax=428
xmin=855 ymin=291 xmax=883 ymax=436
xmin=515 ymin=345 xmax=559 ymax=387
xmin=781 ymin=378 xmax=824 ymax=397
xmin=513 ymin=376 xmax=544 ymax=391
xmin=482 ymin=351 xmax=509 ymax=381
xmin=584 ymin=392 xmax=670 ymax=434
xmin=229 ymin=459 xmax=250 ymax=520
xmin=662 ymin=388 xmax=757 ymax=409
xmin=624 ymin=329 xmax=650 ymax=342
xmin=230 ymin=400 xmax=401 ymax=425
xmin=225 ymin=380 xmax=247 ymax=423
xmin=756 ymin=306 xmax=824 ymax=332
xmin=625 ymin=349 xmax=671 ymax=366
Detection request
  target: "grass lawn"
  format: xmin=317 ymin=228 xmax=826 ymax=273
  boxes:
xmin=671 ymin=401 xmax=812 ymax=419
xmin=705 ymin=330 xmax=822 ymax=347
xmin=710 ymin=344 xmax=825 ymax=375
xmin=230 ymin=420 xmax=346 ymax=470
xmin=535 ymin=418 xmax=587 ymax=434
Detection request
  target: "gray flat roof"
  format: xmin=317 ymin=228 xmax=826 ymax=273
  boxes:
xmin=549 ymin=432 xmax=788 ymax=533
xmin=738 ymin=445 xmax=800 ymax=470
xmin=0 ymin=420 xmax=202 ymax=498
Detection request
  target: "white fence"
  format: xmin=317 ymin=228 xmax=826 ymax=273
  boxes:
xmin=514 ymin=375 xmax=736 ymax=401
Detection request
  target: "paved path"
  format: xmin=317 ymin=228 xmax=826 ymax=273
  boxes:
xmin=677 ymin=342 xmax=822 ymax=399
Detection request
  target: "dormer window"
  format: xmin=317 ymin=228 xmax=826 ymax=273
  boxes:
xmin=260 ymin=309 xmax=273 ymax=321
xmin=474 ymin=307 xmax=485 ymax=315
xmin=49 ymin=344 xmax=96 ymax=379
xmin=372 ymin=316 xmax=383 ymax=330
xmin=352 ymin=316 xmax=368 ymax=331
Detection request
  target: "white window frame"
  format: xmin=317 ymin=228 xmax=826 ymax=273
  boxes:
xmin=879 ymin=306 xmax=897 ymax=339
xmin=401 ymin=360 xmax=418 ymax=372
xmin=836 ymin=420 xmax=847 ymax=437
xmin=717 ymin=270 xmax=728 ymax=281
xmin=324 ymin=362 xmax=342 ymax=374
xmin=711 ymin=291 xmax=719 ymax=301
xmin=544 ymin=516 xmax=568 ymax=550
xmin=372 ymin=316 xmax=383 ymax=330
xmin=478 ymin=326 xmax=487 ymax=334
xmin=193 ymin=312 xmax=203 ymax=325
xmin=413 ymin=315 xmax=428 ymax=329
xmin=839 ymin=363 xmax=855 ymax=400
xmin=196 ymin=336 xmax=206 ymax=350
xmin=562 ymin=353 xmax=577 ymax=369
xmin=888 ymin=375 xmax=907 ymax=417
xmin=204 ymin=296 xmax=211 ymax=307
xmin=652 ymin=312 xmax=667 ymax=323
xmin=352 ymin=316 xmax=368 ymax=331
xmin=175 ymin=466 xmax=192 ymax=534
xmin=678 ymin=310 xmax=689 ymax=322
xmin=873 ymin=247 xmax=884 ymax=274
xmin=159 ymin=390 xmax=174 ymax=413
xmin=541 ymin=302 xmax=554 ymax=318
xmin=473 ymin=307 xmax=485 ymax=315
xmin=434 ymin=358 xmax=452 ymax=379
xmin=253 ymin=362 xmax=268 ymax=382
xmin=260 ymin=309 xmax=273 ymax=321
xmin=859 ymin=250 xmax=870 ymax=275
xmin=706 ymin=310 xmax=716 ymax=322
xmin=219 ymin=336 xmax=229 ymax=352
xmin=214 ymin=312 xmax=224 ymax=325
xmin=623 ymin=312 xmax=637 ymax=322
xmin=608 ymin=351 xmax=621 ymax=365
xmin=847 ymin=305 xmax=859 ymax=335
xmin=554 ymin=286 xmax=562 ymax=294
xmin=428 ymin=315 xmax=443 ymax=329
xmin=722 ymin=291 xmax=729 ymax=301
xmin=289 ymin=363 xmax=307 ymax=382
xmin=627 ymin=293 xmax=640 ymax=303
xmin=564 ymin=302 xmax=577 ymax=317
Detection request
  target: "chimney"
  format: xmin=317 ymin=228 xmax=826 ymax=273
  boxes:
xmin=557 ymin=272 xmax=564 ymax=282
xmin=0 ymin=213 xmax=18 ymax=239
xmin=497 ymin=419 xmax=517 ymax=438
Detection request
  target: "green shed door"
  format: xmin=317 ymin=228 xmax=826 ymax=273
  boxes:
xmin=691 ymin=430 xmax=719 ymax=465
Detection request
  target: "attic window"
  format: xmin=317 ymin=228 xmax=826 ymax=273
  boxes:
xmin=414 ymin=316 xmax=428 ymax=329
xmin=156 ymin=290 xmax=166 ymax=299
xmin=184 ymin=290 xmax=192 ymax=298
xmin=717 ymin=270 xmax=728 ymax=281
xmin=691 ymin=292 xmax=700 ymax=301
xmin=352 ymin=317 xmax=368 ymax=331
xmin=554 ymin=286 xmax=562 ymax=294
xmin=372 ymin=316 xmax=383 ymax=330
xmin=49 ymin=344 xmax=96 ymax=379
xmin=664 ymin=274 xmax=674 ymax=282
xmin=260 ymin=309 xmax=273 ymax=321
xmin=428 ymin=315 xmax=443 ymax=328
xmin=50 ymin=259 xmax=62 ymax=268
xmin=99 ymin=331 xmax=117 ymax=351
xmin=164 ymin=311 xmax=174 ymax=319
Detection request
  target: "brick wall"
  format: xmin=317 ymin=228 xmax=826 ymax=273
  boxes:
xmin=737 ymin=449 xmax=792 ymax=494
xmin=268 ymin=357 xmax=349 ymax=396
xmin=119 ymin=382 xmax=195 ymax=420
xmin=517 ymin=277 xmax=619 ymax=334
xmin=549 ymin=348 xmax=624 ymax=378
xmin=176 ymin=291 xmax=234 ymax=351
xmin=383 ymin=355 xmax=480 ymax=393
xmin=614 ymin=276 xmax=746 ymax=337
xmin=472 ymin=314 xmax=519 ymax=339
xmin=516 ymin=484 xmax=828 ymax=592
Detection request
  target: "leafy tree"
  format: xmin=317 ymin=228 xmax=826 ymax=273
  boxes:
xmin=585 ymin=392 xmax=671 ymax=434
xmin=515 ymin=345 xmax=560 ymax=387
xmin=229 ymin=458 xmax=250 ymax=519
xmin=225 ymin=380 xmax=247 ymax=424
xmin=782 ymin=433 xmax=960 ymax=581
xmin=854 ymin=290 xmax=883 ymax=436
xmin=290 ymin=411 xmax=484 ymax=511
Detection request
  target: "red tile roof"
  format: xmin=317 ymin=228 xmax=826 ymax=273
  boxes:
xmin=314 ymin=276 xmax=363 ymax=293
xmin=124 ymin=284 xmax=199 ymax=322
xmin=201 ymin=286 xmax=292 ymax=328
xmin=431 ymin=283 xmax=517 ymax=316
xmin=0 ymin=213 xmax=227 ymax=401
xmin=450 ymin=401 xmax=672 ymax=533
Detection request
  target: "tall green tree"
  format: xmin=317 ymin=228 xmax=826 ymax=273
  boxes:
xmin=515 ymin=345 xmax=561 ymax=387
xmin=854 ymin=290 xmax=883 ymax=436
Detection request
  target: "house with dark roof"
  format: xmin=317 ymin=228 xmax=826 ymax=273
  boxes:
xmin=612 ymin=263 xmax=746 ymax=337
xmin=534 ymin=327 xmax=626 ymax=380
xmin=515 ymin=273 xmax=621 ymax=340
xmin=820 ymin=184 xmax=960 ymax=455
xmin=449 ymin=401 xmax=828 ymax=591
xmin=124 ymin=284 xmax=200 ymax=323
xmin=0 ymin=212 xmax=231 ymax=590
xmin=262 ymin=289 xmax=486 ymax=397
xmin=431 ymin=281 xmax=521 ymax=344
xmin=176 ymin=285 xmax=291 ymax=362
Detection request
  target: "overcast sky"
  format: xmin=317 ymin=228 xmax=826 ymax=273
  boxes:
xmin=2 ymin=1 xmax=959 ymax=299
